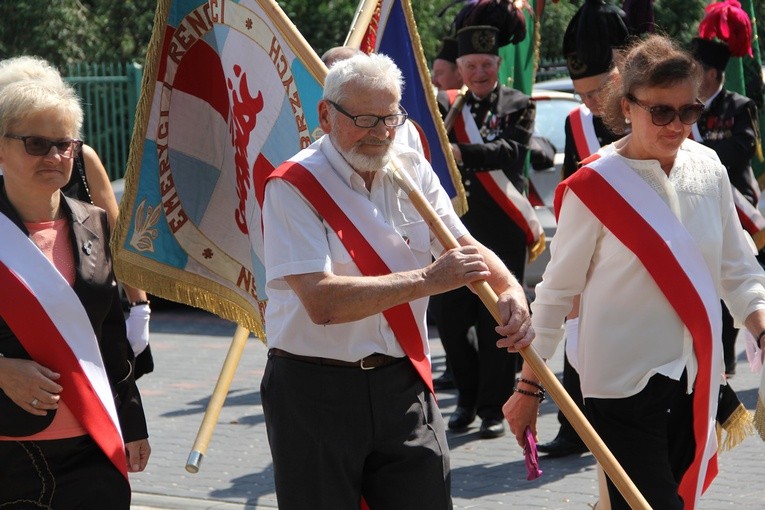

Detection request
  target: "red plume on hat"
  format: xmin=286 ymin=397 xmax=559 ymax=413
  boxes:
xmin=453 ymin=0 xmax=528 ymax=46
xmin=698 ymin=0 xmax=753 ymax=57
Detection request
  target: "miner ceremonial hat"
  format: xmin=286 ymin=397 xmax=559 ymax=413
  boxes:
xmin=435 ymin=37 xmax=459 ymax=63
xmin=456 ymin=26 xmax=499 ymax=57
xmin=690 ymin=37 xmax=731 ymax=71
xmin=563 ymin=0 xmax=628 ymax=80
xmin=453 ymin=0 xmax=526 ymax=57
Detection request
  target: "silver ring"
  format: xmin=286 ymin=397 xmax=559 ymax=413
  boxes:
xmin=31 ymin=398 xmax=39 ymax=407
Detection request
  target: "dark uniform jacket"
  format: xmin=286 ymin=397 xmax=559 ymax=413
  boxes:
xmin=0 ymin=179 xmax=148 ymax=442
xmin=698 ymin=89 xmax=759 ymax=205
xmin=437 ymin=84 xmax=535 ymax=278
xmin=562 ymin=111 xmax=621 ymax=178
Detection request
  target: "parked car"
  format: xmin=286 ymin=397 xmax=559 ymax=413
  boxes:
xmin=532 ymin=76 xmax=574 ymax=95
xmin=524 ymin=88 xmax=582 ymax=286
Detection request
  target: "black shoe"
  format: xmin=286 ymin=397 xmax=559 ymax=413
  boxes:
xmin=479 ymin=418 xmax=505 ymax=439
xmin=433 ymin=371 xmax=455 ymax=390
xmin=448 ymin=406 xmax=476 ymax=431
xmin=537 ymin=435 xmax=588 ymax=457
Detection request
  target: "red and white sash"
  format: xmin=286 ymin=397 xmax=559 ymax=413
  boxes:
xmin=688 ymin=131 xmax=765 ymax=248
xmin=555 ymin=154 xmax=721 ymax=508
xmin=568 ymin=105 xmax=600 ymax=160
xmin=447 ymin=90 xmax=543 ymax=247
xmin=0 ymin=212 xmax=127 ymax=479
xmin=268 ymin=145 xmax=434 ymax=394
xmin=732 ymin=187 xmax=765 ymax=245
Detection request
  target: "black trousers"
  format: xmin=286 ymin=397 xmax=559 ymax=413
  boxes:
xmin=584 ymin=372 xmax=694 ymax=510
xmin=0 ymin=435 xmax=130 ymax=509
xmin=554 ymin=350 xmax=585 ymax=443
xmin=721 ymin=301 xmax=737 ymax=372
xmin=261 ymin=353 xmax=451 ymax=510
xmin=433 ymin=285 xmax=520 ymax=418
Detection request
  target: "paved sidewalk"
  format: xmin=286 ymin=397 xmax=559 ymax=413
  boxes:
xmin=130 ymin=307 xmax=765 ymax=509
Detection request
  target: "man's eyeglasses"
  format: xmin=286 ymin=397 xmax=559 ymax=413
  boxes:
xmin=625 ymin=94 xmax=705 ymax=127
xmin=4 ymin=134 xmax=83 ymax=159
xmin=327 ymin=100 xmax=408 ymax=128
xmin=574 ymin=77 xmax=610 ymax=102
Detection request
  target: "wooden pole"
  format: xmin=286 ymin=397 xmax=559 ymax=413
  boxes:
xmin=344 ymin=0 xmax=380 ymax=48
xmin=186 ymin=325 xmax=250 ymax=473
xmin=442 ymin=85 xmax=469 ymax=132
xmin=387 ymin=159 xmax=651 ymax=510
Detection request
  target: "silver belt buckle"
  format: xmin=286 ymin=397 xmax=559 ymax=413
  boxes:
xmin=360 ymin=357 xmax=375 ymax=370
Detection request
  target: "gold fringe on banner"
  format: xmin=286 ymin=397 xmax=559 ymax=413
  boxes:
xmin=755 ymin=390 xmax=765 ymax=441
xmin=716 ymin=404 xmax=754 ymax=452
xmin=528 ymin=232 xmax=545 ymax=264
xmin=114 ymin=250 xmax=266 ymax=341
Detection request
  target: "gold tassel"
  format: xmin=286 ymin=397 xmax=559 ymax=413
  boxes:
xmin=718 ymin=404 xmax=755 ymax=452
xmin=755 ymin=395 xmax=765 ymax=441
xmin=527 ymin=232 xmax=546 ymax=263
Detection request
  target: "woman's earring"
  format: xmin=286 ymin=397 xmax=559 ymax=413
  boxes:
xmin=625 ymin=117 xmax=631 ymax=124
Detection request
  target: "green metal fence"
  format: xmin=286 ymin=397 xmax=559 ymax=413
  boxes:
xmin=63 ymin=62 xmax=143 ymax=181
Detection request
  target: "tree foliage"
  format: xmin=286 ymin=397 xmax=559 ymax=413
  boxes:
xmin=1 ymin=0 xmax=759 ymax=75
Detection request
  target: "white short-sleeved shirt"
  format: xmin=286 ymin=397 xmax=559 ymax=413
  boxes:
xmin=263 ymin=135 xmax=467 ymax=361
xmin=531 ymin=146 xmax=765 ymax=398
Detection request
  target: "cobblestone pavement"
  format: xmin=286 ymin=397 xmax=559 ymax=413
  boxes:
xmin=131 ymin=307 xmax=765 ymax=509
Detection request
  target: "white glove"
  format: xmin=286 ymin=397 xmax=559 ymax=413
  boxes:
xmin=126 ymin=303 xmax=151 ymax=356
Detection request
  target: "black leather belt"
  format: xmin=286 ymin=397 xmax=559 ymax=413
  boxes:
xmin=268 ymin=347 xmax=403 ymax=370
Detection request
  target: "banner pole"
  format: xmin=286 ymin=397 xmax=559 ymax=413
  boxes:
xmin=387 ymin=159 xmax=651 ymax=510
xmin=344 ymin=0 xmax=380 ymax=48
xmin=186 ymin=325 xmax=251 ymax=473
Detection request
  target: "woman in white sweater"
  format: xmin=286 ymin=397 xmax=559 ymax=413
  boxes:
xmin=501 ymin=34 xmax=765 ymax=509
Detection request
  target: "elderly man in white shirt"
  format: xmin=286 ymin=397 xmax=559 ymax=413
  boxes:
xmin=261 ymin=52 xmax=532 ymax=510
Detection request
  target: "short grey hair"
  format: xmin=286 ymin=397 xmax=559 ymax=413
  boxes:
xmin=323 ymin=53 xmax=403 ymax=104
xmin=0 ymin=79 xmax=83 ymax=139
xmin=0 ymin=56 xmax=65 ymax=93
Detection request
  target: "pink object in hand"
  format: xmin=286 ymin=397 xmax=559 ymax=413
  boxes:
xmin=523 ymin=426 xmax=543 ymax=481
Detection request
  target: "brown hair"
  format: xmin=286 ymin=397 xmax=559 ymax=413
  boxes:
xmin=601 ymin=34 xmax=702 ymax=134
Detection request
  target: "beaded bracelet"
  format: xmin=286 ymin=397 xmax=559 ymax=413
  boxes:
xmin=516 ymin=377 xmax=544 ymax=392
xmin=514 ymin=386 xmax=545 ymax=403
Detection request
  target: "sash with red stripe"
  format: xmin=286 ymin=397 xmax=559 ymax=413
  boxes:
xmin=267 ymin=148 xmax=434 ymax=393
xmin=687 ymin=130 xmax=765 ymax=248
xmin=732 ymin=187 xmax=765 ymax=239
xmin=0 ymin=212 xmax=127 ymax=479
xmin=555 ymin=154 xmax=721 ymax=507
xmin=446 ymin=90 xmax=543 ymax=247
xmin=568 ymin=104 xmax=601 ymax=161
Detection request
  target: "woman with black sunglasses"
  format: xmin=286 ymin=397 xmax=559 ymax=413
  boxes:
xmin=503 ymin=34 xmax=765 ymax=509
xmin=0 ymin=55 xmax=154 ymax=379
xmin=0 ymin=78 xmax=150 ymax=508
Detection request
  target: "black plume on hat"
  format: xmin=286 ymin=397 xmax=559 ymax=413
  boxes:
xmin=453 ymin=0 xmax=527 ymax=47
xmin=563 ymin=0 xmax=629 ymax=80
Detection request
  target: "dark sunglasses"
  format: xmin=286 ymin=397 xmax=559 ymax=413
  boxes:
xmin=626 ymin=94 xmax=705 ymax=127
xmin=4 ymin=134 xmax=83 ymax=159
xmin=327 ymin=100 xmax=408 ymax=128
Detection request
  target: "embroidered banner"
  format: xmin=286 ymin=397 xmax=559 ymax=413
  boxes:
xmin=112 ymin=0 xmax=326 ymax=338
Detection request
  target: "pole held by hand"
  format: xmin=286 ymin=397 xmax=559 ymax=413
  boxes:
xmin=387 ymin=158 xmax=650 ymax=510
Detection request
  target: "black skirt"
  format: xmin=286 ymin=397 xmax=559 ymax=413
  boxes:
xmin=0 ymin=435 xmax=130 ymax=509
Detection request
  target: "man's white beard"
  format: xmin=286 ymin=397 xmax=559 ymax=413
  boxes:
xmin=334 ymin=137 xmax=393 ymax=173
